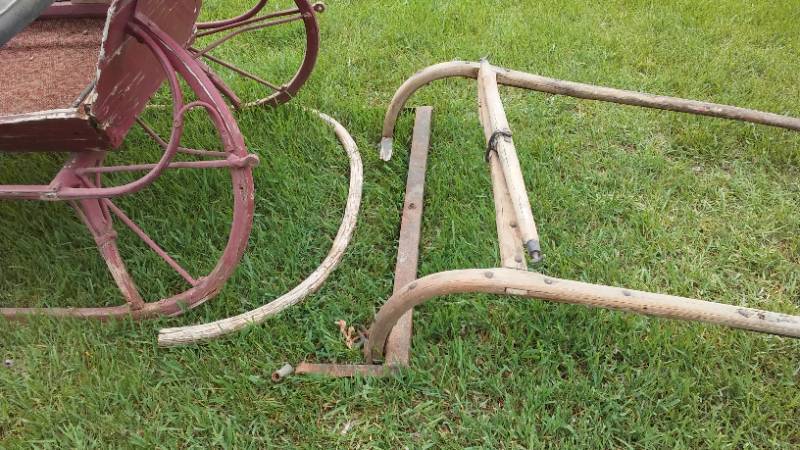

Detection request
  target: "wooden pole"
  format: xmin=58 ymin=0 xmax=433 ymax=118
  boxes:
xmin=477 ymin=59 xmax=542 ymax=262
xmin=380 ymin=61 xmax=800 ymax=161
xmin=158 ymin=110 xmax=363 ymax=346
xmin=477 ymin=76 xmax=527 ymax=270
xmin=366 ymin=268 xmax=800 ymax=362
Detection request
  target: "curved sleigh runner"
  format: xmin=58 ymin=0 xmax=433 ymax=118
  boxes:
xmin=0 ymin=0 xmax=324 ymax=319
xmin=158 ymin=110 xmax=363 ymax=346
xmin=297 ymin=60 xmax=800 ymax=378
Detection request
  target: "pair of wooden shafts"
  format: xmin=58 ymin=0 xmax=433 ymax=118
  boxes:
xmin=478 ymin=60 xmax=542 ymax=268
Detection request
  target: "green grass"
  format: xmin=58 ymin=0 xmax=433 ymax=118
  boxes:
xmin=2 ymin=0 xmax=800 ymax=447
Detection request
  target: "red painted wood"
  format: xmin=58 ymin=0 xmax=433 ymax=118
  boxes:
xmin=92 ymin=0 xmax=201 ymax=147
xmin=0 ymin=110 xmax=109 ymax=152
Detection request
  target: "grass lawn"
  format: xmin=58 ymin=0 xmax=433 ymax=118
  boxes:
xmin=2 ymin=0 xmax=800 ymax=447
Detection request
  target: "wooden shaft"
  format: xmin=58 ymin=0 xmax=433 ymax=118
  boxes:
xmin=380 ymin=61 xmax=800 ymax=161
xmin=488 ymin=161 xmax=527 ymax=270
xmin=158 ymin=110 xmax=363 ymax=346
xmin=495 ymin=68 xmax=800 ymax=129
xmin=478 ymin=80 xmax=527 ymax=270
xmin=365 ymin=268 xmax=800 ymax=362
xmin=477 ymin=60 xmax=542 ymax=262
xmin=384 ymin=106 xmax=433 ymax=366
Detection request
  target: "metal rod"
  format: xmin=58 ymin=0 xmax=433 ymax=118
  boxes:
xmin=196 ymin=0 xmax=268 ymax=30
xmin=196 ymin=50 xmax=283 ymax=92
xmin=76 ymin=157 xmax=258 ymax=175
xmin=194 ymin=15 xmax=305 ymax=58
xmin=135 ymin=118 xmax=229 ymax=158
xmin=196 ymin=5 xmax=303 ymax=38
xmin=384 ymin=106 xmax=433 ymax=366
xmin=103 ymin=199 xmax=198 ymax=287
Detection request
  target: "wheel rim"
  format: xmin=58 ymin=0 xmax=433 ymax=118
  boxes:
xmin=191 ymin=0 xmax=322 ymax=107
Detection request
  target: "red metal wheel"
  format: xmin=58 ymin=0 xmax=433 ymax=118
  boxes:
xmin=0 ymin=16 xmax=256 ymax=320
xmin=192 ymin=0 xmax=323 ymax=107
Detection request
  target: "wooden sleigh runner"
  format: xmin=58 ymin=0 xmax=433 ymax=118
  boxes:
xmin=294 ymin=60 xmax=800 ymax=378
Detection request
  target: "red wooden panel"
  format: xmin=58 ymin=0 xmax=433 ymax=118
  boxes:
xmin=0 ymin=110 xmax=109 ymax=152
xmin=92 ymin=0 xmax=201 ymax=147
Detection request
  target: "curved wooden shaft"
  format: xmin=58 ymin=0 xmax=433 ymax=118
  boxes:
xmin=379 ymin=61 xmax=800 ymax=160
xmin=157 ymin=110 xmax=363 ymax=346
xmin=365 ymin=268 xmax=800 ymax=363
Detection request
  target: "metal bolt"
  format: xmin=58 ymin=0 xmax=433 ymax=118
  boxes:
xmin=271 ymin=363 xmax=294 ymax=382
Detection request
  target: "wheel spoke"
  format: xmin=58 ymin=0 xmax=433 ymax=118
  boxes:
xmin=195 ymin=6 xmax=304 ymax=38
xmin=136 ymin=118 xmax=229 ymax=158
xmin=197 ymin=60 xmax=243 ymax=108
xmin=193 ymin=50 xmax=286 ymax=93
xmin=102 ymin=198 xmax=198 ymax=287
xmin=194 ymin=14 xmax=306 ymax=57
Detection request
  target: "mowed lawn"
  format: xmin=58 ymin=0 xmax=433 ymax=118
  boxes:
xmin=2 ymin=0 xmax=800 ymax=447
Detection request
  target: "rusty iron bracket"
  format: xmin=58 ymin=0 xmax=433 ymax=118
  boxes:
xmin=289 ymin=106 xmax=434 ymax=378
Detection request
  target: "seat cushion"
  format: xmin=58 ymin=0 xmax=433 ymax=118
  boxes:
xmin=0 ymin=17 xmax=105 ymax=117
